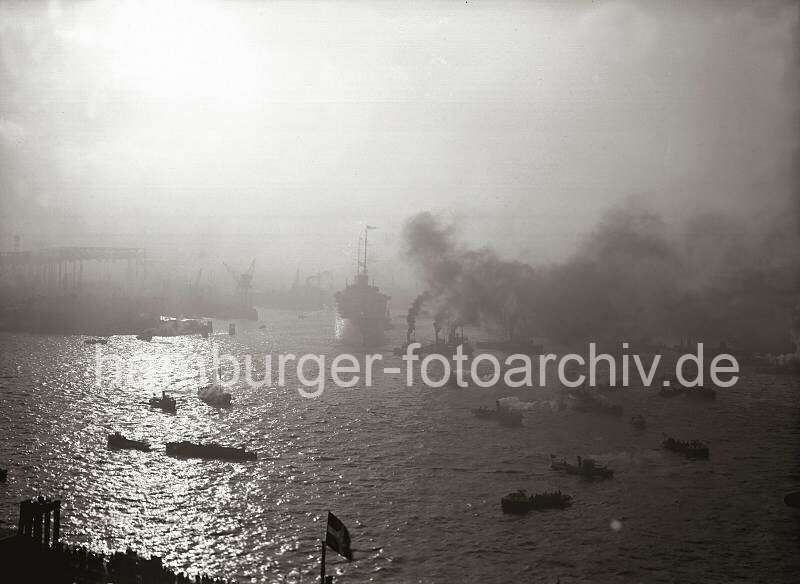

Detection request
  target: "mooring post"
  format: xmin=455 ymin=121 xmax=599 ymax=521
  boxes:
xmin=43 ymin=499 xmax=51 ymax=547
xmin=52 ymin=500 xmax=61 ymax=548
xmin=32 ymin=498 xmax=43 ymax=545
xmin=17 ymin=499 xmax=29 ymax=536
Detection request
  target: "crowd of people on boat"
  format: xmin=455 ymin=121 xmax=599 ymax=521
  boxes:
xmin=501 ymin=488 xmax=573 ymax=513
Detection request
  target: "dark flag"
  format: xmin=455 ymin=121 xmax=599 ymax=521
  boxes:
xmin=325 ymin=511 xmax=353 ymax=560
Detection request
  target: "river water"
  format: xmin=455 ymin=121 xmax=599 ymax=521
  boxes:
xmin=1 ymin=309 xmax=798 ymax=583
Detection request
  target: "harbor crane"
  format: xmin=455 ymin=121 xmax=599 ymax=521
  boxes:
xmin=223 ymin=259 xmax=255 ymax=306
xmin=306 ymin=269 xmax=334 ymax=290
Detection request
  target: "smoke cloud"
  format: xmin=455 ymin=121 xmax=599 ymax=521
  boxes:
xmin=402 ymin=204 xmax=800 ymax=353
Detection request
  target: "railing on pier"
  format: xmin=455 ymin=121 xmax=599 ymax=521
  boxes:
xmin=0 ymin=246 xmax=145 ymax=266
xmin=17 ymin=496 xmax=61 ymax=549
xmin=0 ymin=497 xmax=236 ymax=584
xmin=0 ymin=246 xmax=147 ymax=291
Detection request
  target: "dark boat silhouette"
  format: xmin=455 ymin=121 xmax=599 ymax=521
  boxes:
xmin=549 ymin=455 xmax=614 ymax=479
xmin=107 ymin=432 xmax=151 ymax=452
xmin=568 ymin=389 xmax=623 ymax=416
xmin=471 ymin=403 xmax=523 ymax=427
xmin=198 ymin=384 xmax=232 ymax=408
xmin=0 ymin=467 xmax=7 ymax=482
xmin=149 ymin=392 xmax=176 ymax=413
xmin=501 ymin=490 xmax=572 ymax=514
xmin=166 ymin=441 xmax=257 ymax=462
xmin=784 ymin=491 xmax=800 ymax=508
xmin=662 ymin=435 xmax=709 ymax=459
xmin=658 ymin=386 xmax=684 ymax=398
xmin=684 ymin=386 xmax=717 ymax=400
xmin=630 ymin=414 xmax=646 ymax=430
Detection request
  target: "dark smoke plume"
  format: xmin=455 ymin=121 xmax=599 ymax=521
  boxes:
xmin=406 ymin=292 xmax=430 ymax=343
xmin=402 ymin=205 xmax=800 ymax=352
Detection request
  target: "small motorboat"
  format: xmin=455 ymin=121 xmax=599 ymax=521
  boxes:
xmin=198 ymin=385 xmax=232 ymax=408
xmin=471 ymin=402 xmax=523 ymax=427
xmin=149 ymin=392 xmax=177 ymax=413
xmin=662 ymin=435 xmax=709 ymax=459
xmin=0 ymin=467 xmax=7 ymax=482
xmin=165 ymin=441 xmax=257 ymax=462
xmin=630 ymin=414 xmax=646 ymax=430
xmin=568 ymin=389 xmax=623 ymax=417
xmin=784 ymin=491 xmax=800 ymax=508
xmin=107 ymin=432 xmax=151 ymax=452
xmin=684 ymin=386 xmax=717 ymax=400
xmin=501 ymin=489 xmax=572 ymax=514
xmin=136 ymin=332 xmax=153 ymax=342
xmin=549 ymin=455 xmax=614 ymax=480
xmin=575 ymin=457 xmax=614 ymax=479
xmin=658 ymin=386 xmax=684 ymax=398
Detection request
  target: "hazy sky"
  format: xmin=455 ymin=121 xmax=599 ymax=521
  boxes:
xmin=1 ymin=0 xmax=797 ymax=286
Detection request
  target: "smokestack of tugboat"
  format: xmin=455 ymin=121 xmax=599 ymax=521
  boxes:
xmin=406 ymin=292 xmax=429 ymax=344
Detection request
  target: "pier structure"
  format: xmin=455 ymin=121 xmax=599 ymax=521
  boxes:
xmin=16 ymin=496 xmax=62 ymax=549
xmin=0 ymin=496 xmax=236 ymax=583
xmin=0 ymin=246 xmax=146 ymax=292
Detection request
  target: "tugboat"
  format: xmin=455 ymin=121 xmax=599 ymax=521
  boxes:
xmin=198 ymin=384 xmax=233 ymax=408
xmin=0 ymin=467 xmax=7 ymax=482
xmin=471 ymin=406 xmax=496 ymax=420
xmin=471 ymin=401 xmax=523 ymax=427
xmin=500 ymin=490 xmax=572 ymax=514
xmin=107 ymin=432 xmax=151 ymax=452
xmin=421 ymin=323 xmax=474 ymax=360
xmin=662 ymin=435 xmax=709 ymax=459
xmin=149 ymin=392 xmax=177 ymax=413
xmin=198 ymin=367 xmax=233 ymax=408
xmin=684 ymin=386 xmax=717 ymax=400
xmin=165 ymin=441 xmax=257 ymax=462
xmin=567 ymin=389 xmax=623 ymax=417
xmin=549 ymin=455 xmax=614 ymax=480
xmin=630 ymin=414 xmax=646 ymax=430
xmin=334 ymin=226 xmax=391 ymax=346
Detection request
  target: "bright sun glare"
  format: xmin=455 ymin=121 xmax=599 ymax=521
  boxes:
xmin=103 ymin=1 xmax=257 ymax=105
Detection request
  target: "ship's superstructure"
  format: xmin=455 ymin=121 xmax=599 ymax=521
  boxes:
xmin=334 ymin=227 xmax=390 ymax=345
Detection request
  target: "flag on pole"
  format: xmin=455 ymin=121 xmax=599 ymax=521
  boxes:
xmin=325 ymin=511 xmax=353 ymax=560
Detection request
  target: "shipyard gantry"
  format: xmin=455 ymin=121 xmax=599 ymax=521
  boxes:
xmin=0 ymin=246 xmax=146 ymax=290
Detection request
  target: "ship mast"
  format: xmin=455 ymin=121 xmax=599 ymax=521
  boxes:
xmin=356 ymin=226 xmax=376 ymax=281
xmin=363 ymin=226 xmax=369 ymax=276
xmin=356 ymin=232 xmax=362 ymax=276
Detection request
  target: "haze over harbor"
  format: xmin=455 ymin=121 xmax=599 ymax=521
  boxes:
xmin=1 ymin=1 xmax=799 ymax=583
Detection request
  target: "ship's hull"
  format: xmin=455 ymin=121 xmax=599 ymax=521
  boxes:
xmin=335 ymin=314 xmax=387 ymax=346
xmin=334 ymin=273 xmax=390 ymax=347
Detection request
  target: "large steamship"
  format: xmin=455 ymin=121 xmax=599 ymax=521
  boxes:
xmin=334 ymin=227 xmax=390 ymax=346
